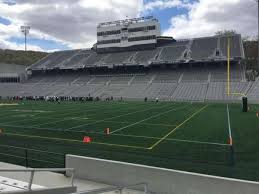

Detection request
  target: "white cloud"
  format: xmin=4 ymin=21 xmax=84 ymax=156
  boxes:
xmin=0 ymin=38 xmax=45 ymax=51
xmin=0 ymin=0 xmax=142 ymax=51
xmin=163 ymin=0 xmax=258 ymax=39
xmin=0 ymin=0 xmax=257 ymax=51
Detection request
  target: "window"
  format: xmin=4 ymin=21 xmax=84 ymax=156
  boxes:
xmin=128 ymin=25 xmax=156 ymax=32
xmin=97 ymin=39 xmax=121 ymax=45
xmin=128 ymin=35 xmax=156 ymax=42
xmin=97 ymin=30 xmax=121 ymax=36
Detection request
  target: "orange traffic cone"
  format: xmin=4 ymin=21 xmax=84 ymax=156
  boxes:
xmin=83 ymin=136 xmax=91 ymax=143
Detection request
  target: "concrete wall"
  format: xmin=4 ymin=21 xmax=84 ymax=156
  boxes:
xmin=4 ymin=186 xmax=76 ymax=194
xmin=66 ymin=154 xmax=259 ymax=194
xmin=0 ymin=63 xmax=26 ymax=74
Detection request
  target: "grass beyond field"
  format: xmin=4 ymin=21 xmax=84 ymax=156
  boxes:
xmin=0 ymin=101 xmax=258 ymax=181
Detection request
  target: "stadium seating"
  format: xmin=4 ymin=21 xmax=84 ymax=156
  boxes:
xmin=190 ymin=37 xmax=218 ymax=60
xmin=84 ymin=52 xmax=105 ymax=65
xmin=103 ymin=51 xmax=136 ymax=64
xmin=206 ymin=82 xmax=249 ymax=101
xmin=131 ymin=74 xmax=154 ymax=84
xmin=1 ymin=64 xmax=252 ymax=102
xmin=210 ymin=66 xmax=243 ymax=82
xmin=153 ymin=71 xmax=182 ymax=83
xmin=73 ymin=73 xmax=92 ymax=84
xmin=143 ymin=83 xmax=177 ymax=99
xmin=134 ymin=49 xmax=160 ymax=64
xmin=181 ymin=69 xmax=209 ymax=83
xmin=0 ymin=34 xmax=252 ymax=102
xmin=247 ymin=78 xmax=259 ymax=101
xmin=159 ymin=46 xmax=186 ymax=61
xmin=28 ymin=35 xmax=244 ymax=70
xmin=220 ymin=35 xmax=243 ymax=58
xmin=61 ymin=52 xmax=91 ymax=67
xmin=89 ymin=75 xmax=111 ymax=84
xmin=109 ymin=76 xmax=133 ymax=85
xmin=172 ymin=83 xmax=208 ymax=101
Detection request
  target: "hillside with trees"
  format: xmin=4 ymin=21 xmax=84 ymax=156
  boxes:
xmin=0 ymin=49 xmax=47 ymax=66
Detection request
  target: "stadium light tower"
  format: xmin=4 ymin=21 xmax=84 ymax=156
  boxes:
xmin=20 ymin=25 xmax=30 ymax=51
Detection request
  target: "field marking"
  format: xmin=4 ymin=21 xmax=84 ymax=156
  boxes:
xmin=0 ymin=102 xmax=83 ymax=118
xmin=89 ymin=120 xmax=178 ymax=127
xmin=65 ymin=104 xmax=172 ymax=130
xmin=163 ymin=137 xmax=229 ymax=146
xmin=94 ymin=132 xmax=229 ymax=146
xmin=11 ymin=109 xmax=53 ymax=113
xmin=0 ymin=121 xmax=229 ymax=146
xmin=148 ymin=104 xmax=209 ymax=150
xmin=0 ymin=106 xmax=84 ymax=124
xmin=226 ymin=104 xmax=233 ymax=145
xmin=3 ymin=132 xmax=149 ymax=150
xmin=0 ymin=102 xmax=126 ymax=126
xmin=0 ymin=123 xmax=228 ymax=147
xmin=28 ymin=102 xmax=150 ymax=128
xmin=61 ymin=118 xmax=178 ymax=127
xmin=0 ymin=101 xmax=117 ymax=123
xmin=105 ymin=133 xmax=229 ymax=146
xmin=89 ymin=141 xmax=148 ymax=149
xmin=110 ymin=104 xmax=190 ymax=134
xmin=0 ymin=103 xmax=19 ymax=106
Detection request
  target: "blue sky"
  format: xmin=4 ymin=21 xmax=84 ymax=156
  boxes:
xmin=0 ymin=0 xmax=257 ymax=52
xmin=0 ymin=16 xmax=11 ymax=25
xmin=141 ymin=0 xmax=195 ymax=31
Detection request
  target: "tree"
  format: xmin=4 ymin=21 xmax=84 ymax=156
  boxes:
xmin=215 ymin=30 xmax=237 ymax=36
xmin=242 ymin=35 xmax=250 ymax=42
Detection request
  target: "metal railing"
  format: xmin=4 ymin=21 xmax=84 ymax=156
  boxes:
xmin=71 ymin=182 xmax=148 ymax=194
xmin=0 ymin=168 xmax=75 ymax=191
xmin=0 ymin=144 xmax=65 ymax=169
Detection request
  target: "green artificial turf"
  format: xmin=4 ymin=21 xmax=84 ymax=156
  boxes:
xmin=0 ymin=100 xmax=258 ymax=181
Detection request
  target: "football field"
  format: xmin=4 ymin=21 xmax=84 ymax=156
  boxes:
xmin=0 ymin=100 xmax=258 ymax=181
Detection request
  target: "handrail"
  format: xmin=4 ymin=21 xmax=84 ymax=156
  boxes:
xmin=0 ymin=168 xmax=75 ymax=190
xmin=72 ymin=182 xmax=148 ymax=194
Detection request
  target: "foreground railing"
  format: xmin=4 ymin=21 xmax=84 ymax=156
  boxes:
xmin=0 ymin=168 xmax=75 ymax=191
xmin=72 ymin=182 xmax=148 ymax=194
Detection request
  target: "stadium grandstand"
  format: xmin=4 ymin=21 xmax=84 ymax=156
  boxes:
xmin=0 ymin=16 xmax=257 ymax=102
xmin=0 ymin=63 xmax=26 ymax=83
xmin=0 ymin=16 xmax=259 ymax=194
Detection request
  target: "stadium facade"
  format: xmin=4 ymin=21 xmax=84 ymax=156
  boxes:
xmin=0 ymin=17 xmax=258 ymax=102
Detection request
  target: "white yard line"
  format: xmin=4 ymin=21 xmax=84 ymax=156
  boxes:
xmin=0 ymin=103 xmax=19 ymax=106
xmin=84 ymin=119 xmax=178 ymax=127
xmin=0 ymin=103 xmax=118 ymax=125
xmin=164 ymin=138 xmax=229 ymax=146
xmin=65 ymin=104 xmax=173 ymax=130
xmin=110 ymin=104 xmax=191 ymax=134
xmin=0 ymin=105 xmax=90 ymax=123
xmin=31 ymin=102 xmax=149 ymax=127
xmin=0 ymin=123 xmax=228 ymax=147
xmin=227 ymin=104 xmax=232 ymax=140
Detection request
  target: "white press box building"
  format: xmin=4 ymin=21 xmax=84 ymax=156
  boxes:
xmin=96 ymin=16 xmax=161 ymax=52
